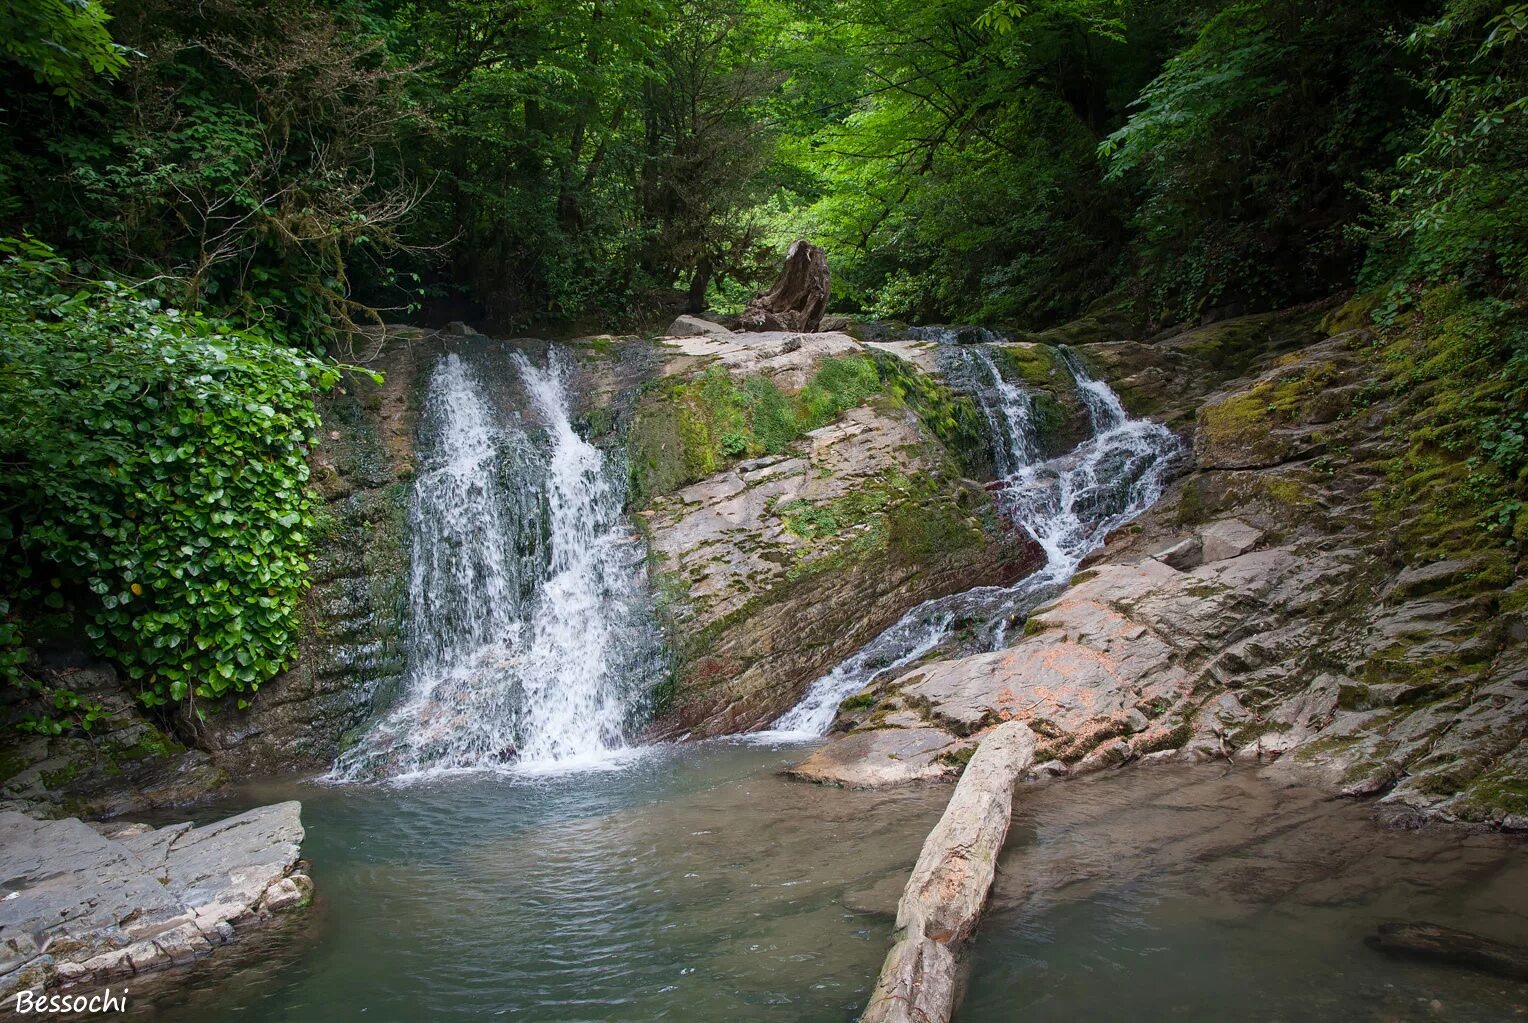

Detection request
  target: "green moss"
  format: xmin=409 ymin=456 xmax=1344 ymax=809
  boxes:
xmin=627 ymin=356 xmax=885 ymax=506
xmin=1321 ymin=293 xmax=1382 ymax=337
xmin=1451 ymin=766 xmax=1528 ymax=821
xmin=0 ymin=748 xmax=28 ymax=785
xmin=40 ymin=762 xmax=80 ymax=788
xmin=869 ymin=350 xmax=993 ymax=477
xmin=886 ymin=500 xmax=982 ymax=564
xmin=1257 ymin=475 xmax=1310 ymax=509
xmin=1173 ymin=478 xmax=1206 ymax=526
xmin=1369 ymin=290 xmax=1528 ymax=560
xmin=112 ymin=730 xmax=184 ymax=762
xmin=1134 ymin=720 xmax=1193 ymax=754
xmin=935 ymin=743 xmax=977 ymax=770
xmin=838 ymin=692 xmax=877 ymax=713
xmin=995 ymin=344 xmax=1063 ymax=386
xmin=1023 ymin=615 xmax=1057 ymax=636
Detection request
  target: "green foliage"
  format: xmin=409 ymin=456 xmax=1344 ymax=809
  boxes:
xmin=1374 ymin=287 xmax=1528 ymax=554
xmin=787 ymin=0 xmax=1147 ymax=326
xmin=1363 ymin=1 xmax=1528 ymax=302
xmin=1100 ymin=0 xmax=1430 ymax=322
xmin=2 ymin=0 xmax=423 ymax=349
xmin=0 ymin=241 xmax=356 ymax=714
xmin=0 ymin=0 xmax=127 ymax=101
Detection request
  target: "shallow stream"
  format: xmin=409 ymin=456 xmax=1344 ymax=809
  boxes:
xmin=119 ymin=756 xmax=1528 ymax=1023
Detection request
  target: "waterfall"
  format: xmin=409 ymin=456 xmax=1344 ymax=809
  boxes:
xmin=773 ymin=345 xmax=1181 ymax=736
xmin=330 ymin=348 xmax=662 ymax=781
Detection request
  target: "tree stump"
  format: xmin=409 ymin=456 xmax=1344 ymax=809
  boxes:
xmin=738 ymin=240 xmax=830 ymax=333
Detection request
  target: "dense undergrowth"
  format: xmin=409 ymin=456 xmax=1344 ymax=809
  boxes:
xmin=0 ymin=239 xmax=361 ymax=724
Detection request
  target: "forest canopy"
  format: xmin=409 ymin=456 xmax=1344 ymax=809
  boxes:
xmin=1 ymin=0 xmax=1525 ymax=719
xmin=2 ymin=0 xmax=1522 ymax=335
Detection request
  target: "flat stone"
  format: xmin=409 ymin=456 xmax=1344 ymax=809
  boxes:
xmin=1199 ymin=518 xmax=1263 ymax=562
xmin=787 ymin=728 xmax=961 ymax=787
xmin=666 ymin=314 xmax=733 ymax=338
xmin=0 ymin=802 xmax=307 ymax=1000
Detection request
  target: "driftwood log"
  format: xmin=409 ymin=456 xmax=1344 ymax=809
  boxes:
xmin=739 ymin=240 xmax=830 ymax=333
xmin=1366 ymin=921 xmax=1528 ymax=982
xmin=862 ymin=721 xmax=1037 ymax=1023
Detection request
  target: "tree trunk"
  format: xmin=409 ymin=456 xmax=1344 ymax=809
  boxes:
xmin=738 ymin=240 xmax=831 ymax=333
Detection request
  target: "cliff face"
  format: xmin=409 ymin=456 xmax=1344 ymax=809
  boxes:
xmin=9 ymin=302 xmax=1520 ymax=828
xmin=631 ymin=325 xmax=1042 ymax=736
xmin=191 ymin=337 xmax=421 ymax=775
xmin=792 ymin=304 xmax=1528 ymax=829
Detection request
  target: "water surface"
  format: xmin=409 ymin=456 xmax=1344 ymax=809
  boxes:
xmin=128 ymin=739 xmax=946 ymax=1023
xmin=964 ymin=766 xmax=1528 ymax=1023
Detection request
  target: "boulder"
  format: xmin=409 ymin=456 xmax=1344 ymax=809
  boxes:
xmin=738 ymin=240 xmax=830 ymax=333
xmin=665 ymin=314 xmax=733 ymax=338
xmin=1200 ymin=518 xmax=1263 ymax=562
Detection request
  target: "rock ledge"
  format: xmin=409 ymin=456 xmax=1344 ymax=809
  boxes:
xmin=0 ymin=801 xmax=310 ymax=999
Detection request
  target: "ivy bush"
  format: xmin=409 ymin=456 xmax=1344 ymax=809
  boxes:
xmin=0 ymin=238 xmax=360 ymax=715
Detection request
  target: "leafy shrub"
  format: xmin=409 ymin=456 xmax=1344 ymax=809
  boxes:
xmin=0 ymin=238 xmax=358 ymax=715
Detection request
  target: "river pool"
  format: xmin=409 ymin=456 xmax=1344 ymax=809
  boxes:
xmin=115 ymin=750 xmax=1527 ymax=1023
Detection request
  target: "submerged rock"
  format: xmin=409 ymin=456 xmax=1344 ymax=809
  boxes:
xmin=0 ymin=802 xmax=309 ymax=1000
xmin=789 ymin=728 xmax=967 ymax=788
xmin=1366 ymin=922 xmax=1528 ymax=982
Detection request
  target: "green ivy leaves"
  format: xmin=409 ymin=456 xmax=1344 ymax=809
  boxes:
xmin=0 ymin=241 xmax=354 ymax=716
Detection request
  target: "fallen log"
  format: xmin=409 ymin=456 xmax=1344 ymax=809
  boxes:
xmin=862 ymin=720 xmax=1037 ymax=1023
xmin=1366 ymin=921 xmax=1528 ymax=982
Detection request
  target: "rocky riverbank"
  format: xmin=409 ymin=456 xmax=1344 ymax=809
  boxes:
xmin=0 ymin=802 xmax=311 ymax=1001
xmin=789 ymin=302 xmax=1527 ymax=829
xmin=4 ymin=298 xmax=1522 ymax=828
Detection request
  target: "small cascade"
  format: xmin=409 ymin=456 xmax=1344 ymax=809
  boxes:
xmin=331 ymin=348 xmax=662 ymax=781
xmin=965 ymin=347 xmax=1039 ymax=476
xmin=773 ymin=345 xmax=1181 ymax=736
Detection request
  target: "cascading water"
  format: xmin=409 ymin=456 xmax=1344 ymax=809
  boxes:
xmin=774 ymin=344 xmax=1181 ymax=736
xmin=331 ymin=348 xmax=662 ymax=781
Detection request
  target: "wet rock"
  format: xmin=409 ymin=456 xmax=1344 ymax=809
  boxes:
xmin=194 ymin=336 xmax=420 ymax=773
xmin=804 ymin=329 xmax=1528 ymax=826
xmin=0 ymin=659 xmax=227 ymax=819
xmin=739 ymin=240 xmax=830 ymax=333
xmin=0 ymin=802 xmax=308 ymax=1000
xmin=641 ymin=336 xmax=1041 ymax=735
xmin=1366 ymin=922 xmax=1528 ymax=982
xmin=787 ymin=729 xmax=963 ymax=788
